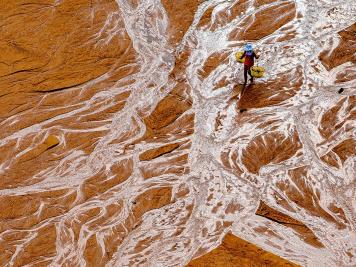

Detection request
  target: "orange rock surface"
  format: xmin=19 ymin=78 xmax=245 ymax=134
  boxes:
xmin=319 ymin=23 xmax=356 ymax=70
xmin=187 ymin=232 xmax=300 ymax=267
xmin=255 ymin=201 xmax=324 ymax=248
xmin=0 ymin=0 xmax=355 ymax=266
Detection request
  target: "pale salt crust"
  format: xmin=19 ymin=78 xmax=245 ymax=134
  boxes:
xmin=0 ymin=0 xmax=355 ymax=266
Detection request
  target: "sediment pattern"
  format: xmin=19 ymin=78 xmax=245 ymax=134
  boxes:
xmin=0 ymin=0 xmax=355 ymax=266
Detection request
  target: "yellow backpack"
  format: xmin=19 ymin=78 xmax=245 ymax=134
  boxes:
xmin=235 ymin=51 xmax=245 ymax=63
xmin=251 ymin=66 xmax=265 ymax=78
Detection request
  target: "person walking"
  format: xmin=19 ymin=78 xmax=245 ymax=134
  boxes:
xmin=240 ymin=43 xmax=259 ymax=84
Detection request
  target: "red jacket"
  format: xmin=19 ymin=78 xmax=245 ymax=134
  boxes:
xmin=241 ymin=51 xmax=258 ymax=67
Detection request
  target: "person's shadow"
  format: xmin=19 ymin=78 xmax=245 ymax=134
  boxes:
xmin=228 ymin=83 xmax=252 ymax=113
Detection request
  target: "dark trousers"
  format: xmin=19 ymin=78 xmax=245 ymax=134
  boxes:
xmin=244 ymin=65 xmax=253 ymax=83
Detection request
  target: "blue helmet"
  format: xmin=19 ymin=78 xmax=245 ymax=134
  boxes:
xmin=244 ymin=43 xmax=253 ymax=51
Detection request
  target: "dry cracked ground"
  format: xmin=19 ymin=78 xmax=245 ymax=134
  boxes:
xmin=0 ymin=0 xmax=355 ymax=266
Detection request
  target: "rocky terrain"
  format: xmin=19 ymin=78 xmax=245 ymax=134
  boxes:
xmin=0 ymin=0 xmax=355 ymax=266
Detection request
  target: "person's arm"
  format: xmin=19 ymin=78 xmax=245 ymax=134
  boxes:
xmin=240 ymin=51 xmax=246 ymax=59
xmin=254 ymin=52 xmax=259 ymax=59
